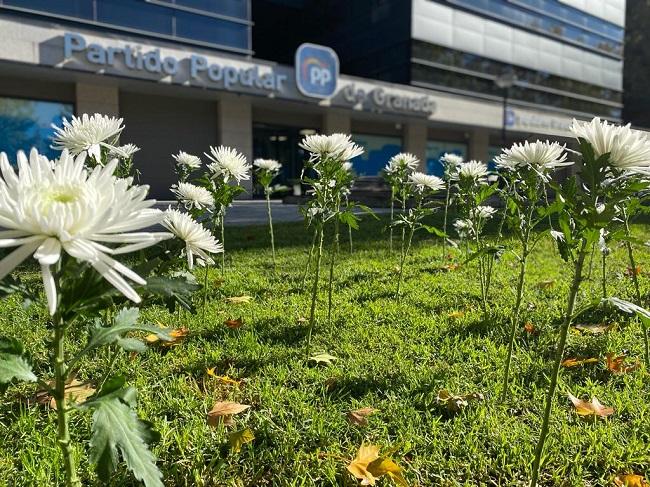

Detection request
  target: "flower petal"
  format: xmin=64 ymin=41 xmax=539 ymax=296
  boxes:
xmin=34 ymin=237 xmax=62 ymax=266
xmin=41 ymin=264 xmax=57 ymax=315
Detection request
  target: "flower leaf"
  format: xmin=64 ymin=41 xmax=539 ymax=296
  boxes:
xmin=82 ymin=381 xmax=162 ymax=487
xmin=0 ymin=337 xmax=36 ymax=387
xmin=87 ymin=307 xmax=172 ymax=352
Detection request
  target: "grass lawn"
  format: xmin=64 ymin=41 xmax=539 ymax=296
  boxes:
xmin=1 ymin=215 xmax=649 ymax=486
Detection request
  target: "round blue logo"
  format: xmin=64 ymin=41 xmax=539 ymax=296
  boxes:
xmin=295 ymin=43 xmax=339 ymax=99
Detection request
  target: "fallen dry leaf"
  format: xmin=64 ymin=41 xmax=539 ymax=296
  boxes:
xmin=224 ymin=318 xmax=244 ymax=329
xmin=436 ymin=389 xmax=484 ymax=412
xmin=206 ymin=369 xmax=242 ymax=386
xmin=367 ymin=457 xmax=408 ymax=487
xmin=447 ymin=310 xmax=465 ymax=319
xmin=561 ymin=357 xmax=599 ymax=368
xmin=226 ymin=295 xmax=253 ymax=304
xmin=524 ymin=322 xmax=537 ymax=334
xmin=568 ymin=393 xmax=614 ymax=417
xmin=624 ymin=266 xmax=642 ymax=277
xmin=606 ymin=353 xmax=641 ymax=375
xmin=145 ymin=326 xmax=189 ymax=347
xmin=347 ymin=444 xmax=380 ymax=485
xmin=36 ymin=380 xmax=96 ymax=409
xmin=309 ymin=352 xmax=338 ymax=365
xmin=297 ymin=317 xmax=308 ymax=324
xmin=614 ymin=473 xmax=648 ymax=487
xmin=574 ymin=323 xmax=613 ymax=335
xmin=535 ymin=279 xmax=555 ymax=290
xmin=347 ymin=407 xmax=378 ymax=426
xmin=228 ymin=427 xmax=255 ymax=452
xmin=207 ymin=401 xmax=250 ymax=427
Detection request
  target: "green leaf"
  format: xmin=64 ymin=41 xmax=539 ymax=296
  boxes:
xmin=338 ymin=211 xmax=360 ymax=230
xmin=0 ymin=337 xmax=36 ymax=385
xmin=422 ymin=225 xmax=446 ymax=237
xmin=86 ymin=308 xmax=171 ymax=353
xmin=229 ymin=428 xmax=255 ymax=452
xmin=83 ymin=383 xmax=163 ymax=487
xmin=139 ymin=275 xmax=200 ymax=313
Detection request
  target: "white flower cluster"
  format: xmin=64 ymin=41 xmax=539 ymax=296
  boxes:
xmin=172 ymin=182 xmax=215 ymax=210
xmin=253 ymin=158 xmax=282 ymax=173
xmin=409 ymin=172 xmax=445 ymax=193
xmin=206 ymin=145 xmax=251 ymax=182
xmin=495 ymin=140 xmax=570 ymax=173
xmin=454 ymin=160 xmax=489 ymax=183
xmin=51 ymin=113 xmax=124 ymax=162
xmin=162 ymin=208 xmax=223 ymax=269
xmin=173 ymin=151 xmax=202 ymax=171
xmin=385 ymin=153 xmax=419 ymax=175
xmin=299 ymin=133 xmax=364 ymax=162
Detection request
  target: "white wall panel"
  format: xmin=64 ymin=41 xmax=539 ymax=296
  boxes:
xmin=558 ymin=0 xmax=626 ymax=27
xmin=411 ymin=0 xmax=623 ymax=91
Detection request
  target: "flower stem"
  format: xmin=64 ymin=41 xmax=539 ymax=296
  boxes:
xmin=301 ymin=228 xmax=317 ymax=291
xmin=202 ymin=262 xmax=209 ymax=322
xmin=220 ymin=207 xmax=226 ymax=276
xmin=443 ymin=184 xmax=451 ymax=257
xmin=623 ymin=214 xmax=649 ymax=367
xmin=530 ymin=247 xmax=587 ymax=487
xmin=389 ymin=189 xmax=395 ymax=254
xmin=500 ymin=245 xmax=528 ymax=402
xmin=265 ymin=190 xmax=276 ymax=269
xmin=306 ymin=226 xmax=324 ymax=358
xmin=53 ymin=312 xmax=81 ymax=487
xmin=396 ymin=225 xmax=415 ymax=300
xmin=327 ymin=220 xmax=339 ymax=325
xmin=601 ymin=252 xmax=607 ymax=299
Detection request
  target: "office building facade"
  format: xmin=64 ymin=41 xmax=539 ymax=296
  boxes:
xmin=0 ymin=0 xmax=626 ymax=197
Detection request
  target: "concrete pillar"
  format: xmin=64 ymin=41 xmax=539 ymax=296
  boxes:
xmin=469 ymin=128 xmax=489 ymax=162
xmin=322 ymin=110 xmax=351 ymax=134
xmin=403 ymin=121 xmax=427 ymax=171
xmin=217 ymin=94 xmax=253 ymax=195
xmin=75 ymin=82 xmax=119 ymax=116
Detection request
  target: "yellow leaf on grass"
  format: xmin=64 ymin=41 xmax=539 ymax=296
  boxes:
xmin=228 ymin=428 xmax=255 ymax=452
xmin=145 ymin=326 xmax=189 ymax=347
xmin=447 ymin=311 xmax=465 ymax=319
xmin=615 ymin=473 xmax=648 ymax=486
xmin=574 ymin=323 xmax=613 ymax=335
xmin=436 ymin=389 xmax=484 ymax=412
xmin=207 ymin=401 xmax=250 ymax=427
xmin=347 ymin=444 xmax=381 ymax=485
xmin=309 ymin=352 xmax=338 ymax=365
xmin=226 ymin=295 xmax=253 ymax=304
xmin=535 ymin=279 xmax=556 ymax=290
xmin=347 ymin=407 xmax=378 ymax=426
xmin=367 ymin=457 xmax=408 ymax=487
xmin=561 ymin=357 xmax=599 ymax=368
xmin=568 ymin=393 xmax=614 ymax=417
xmin=606 ymin=353 xmax=641 ymax=375
xmin=224 ymin=318 xmax=244 ymax=329
xmin=206 ymin=369 xmax=242 ymax=386
xmin=36 ymin=380 xmax=96 ymax=409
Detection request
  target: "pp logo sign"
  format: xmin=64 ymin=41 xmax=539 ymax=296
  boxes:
xmin=295 ymin=43 xmax=339 ymax=99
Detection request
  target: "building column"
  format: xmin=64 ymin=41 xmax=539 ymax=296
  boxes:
xmin=75 ymin=82 xmax=119 ymax=116
xmin=403 ymin=121 xmax=427 ymax=171
xmin=468 ymin=128 xmax=489 ymax=162
xmin=322 ymin=110 xmax=351 ymax=134
xmin=217 ymin=94 xmax=253 ymax=195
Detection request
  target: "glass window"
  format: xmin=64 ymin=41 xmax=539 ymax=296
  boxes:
xmin=426 ymin=141 xmax=468 ymax=176
xmin=175 ymin=11 xmax=249 ymax=48
xmin=2 ymin=0 xmax=93 ymax=19
xmin=352 ymin=134 xmax=402 ymax=176
xmin=169 ymin=0 xmax=248 ymax=19
xmin=0 ymin=97 xmax=74 ymax=161
xmin=97 ymin=0 xmax=173 ymax=36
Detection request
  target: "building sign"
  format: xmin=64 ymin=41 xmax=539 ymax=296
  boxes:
xmin=505 ymin=107 xmax=571 ymax=136
xmin=342 ymin=83 xmax=436 ymax=116
xmin=294 ymin=43 xmax=339 ymax=99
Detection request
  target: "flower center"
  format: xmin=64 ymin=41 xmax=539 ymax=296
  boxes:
xmin=44 ymin=187 xmax=79 ymax=204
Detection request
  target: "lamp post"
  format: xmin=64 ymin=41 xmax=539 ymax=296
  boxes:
xmin=495 ymin=72 xmax=518 ymax=147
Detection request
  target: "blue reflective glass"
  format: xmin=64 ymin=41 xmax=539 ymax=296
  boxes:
xmin=352 ymin=134 xmax=402 ymax=176
xmin=175 ymin=11 xmax=248 ymax=49
xmin=3 ymin=0 xmax=93 ymax=19
xmin=0 ymin=97 xmax=74 ymax=161
xmin=448 ymin=0 xmax=622 ymax=57
xmin=173 ymin=0 xmax=248 ymax=19
xmin=425 ymin=141 xmax=468 ymax=176
xmin=97 ymin=0 xmax=173 ymax=35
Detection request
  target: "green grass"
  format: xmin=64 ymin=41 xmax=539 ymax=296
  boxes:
xmin=1 ymin=216 xmax=649 ymax=486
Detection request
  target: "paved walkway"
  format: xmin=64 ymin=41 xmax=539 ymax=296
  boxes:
xmin=156 ymin=200 xmax=390 ymax=226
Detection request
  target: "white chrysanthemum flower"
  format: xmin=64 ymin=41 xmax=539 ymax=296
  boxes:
xmin=253 ymin=158 xmax=282 ymax=173
xmin=453 ymin=219 xmax=473 ymax=238
xmin=171 ymin=182 xmax=214 ymax=210
xmin=550 ymin=230 xmax=565 ymax=242
xmin=0 ymin=149 xmax=171 ymax=315
xmin=570 ymin=117 xmax=650 ymax=175
xmin=385 ymin=153 xmax=419 ymax=174
xmin=471 ymin=205 xmax=497 ymax=220
xmin=299 ymin=133 xmax=364 ymax=161
xmin=409 ymin=172 xmax=445 ymax=192
xmin=342 ymin=161 xmax=354 ymax=172
xmin=495 ymin=140 xmax=570 ymax=172
xmin=162 ymin=209 xmax=223 ymax=269
xmin=109 ymin=144 xmax=140 ymax=159
xmin=440 ymin=153 xmax=463 ymax=168
xmin=455 ymin=160 xmax=489 ymax=181
xmin=51 ymin=113 xmax=124 ymax=161
xmin=205 ymin=146 xmax=251 ymax=183
xmin=173 ymin=151 xmax=202 ymax=170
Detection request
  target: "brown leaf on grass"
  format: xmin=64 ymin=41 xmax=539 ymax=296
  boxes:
xmin=145 ymin=326 xmax=189 ymax=347
xmin=346 ymin=444 xmax=408 ymax=486
xmin=561 ymin=357 xmax=599 ymax=368
xmin=624 ymin=266 xmax=642 ymax=277
xmin=35 ymin=380 xmax=96 ymax=409
xmin=436 ymin=389 xmax=484 ymax=412
xmin=434 ymin=263 xmax=460 ymax=273
xmin=207 ymin=401 xmax=250 ymax=427
xmin=206 ymin=369 xmax=242 ymax=386
xmin=606 ymin=353 xmax=641 ymax=375
xmin=524 ymin=322 xmax=537 ymax=334
xmin=226 ymin=295 xmax=253 ymax=304
xmin=614 ymin=473 xmax=649 ymax=486
xmin=574 ymin=323 xmax=613 ymax=335
xmin=447 ymin=310 xmax=465 ymax=319
xmin=224 ymin=318 xmax=244 ymax=329
xmin=228 ymin=428 xmax=255 ymax=452
xmin=535 ymin=279 xmax=555 ymax=290
xmin=568 ymin=393 xmax=614 ymax=417
xmin=347 ymin=407 xmax=378 ymax=426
